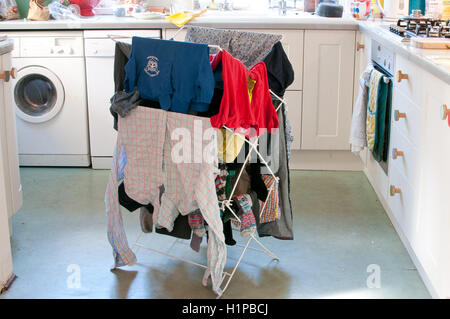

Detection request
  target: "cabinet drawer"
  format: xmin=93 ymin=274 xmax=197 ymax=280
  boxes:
xmin=391 ymin=89 xmax=424 ymax=148
xmin=394 ymin=55 xmax=423 ymax=107
xmin=84 ymin=29 xmax=161 ymax=39
xmin=388 ymin=160 xmax=418 ymax=236
xmin=389 ymin=126 xmax=421 ymax=187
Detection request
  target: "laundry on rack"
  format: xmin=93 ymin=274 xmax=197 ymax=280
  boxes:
xmin=190 ymin=233 xmax=203 ymax=252
xmin=262 ymin=41 xmax=295 ymax=159
xmin=217 ymin=128 xmax=245 ymax=163
xmin=259 ymin=175 xmax=280 ymax=224
xmin=223 ymin=220 xmax=236 ymax=246
xmin=124 ymin=37 xmax=215 ymax=114
xmin=349 ymin=64 xmax=372 ymax=155
xmin=110 ymin=41 xmax=163 ymax=131
xmin=366 ymin=68 xmax=392 ymax=162
xmin=256 ymin=102 xmax=293 ymax=240
xmin=155 ymin=214 xmax=192 ymax=240
xmin=209 ymin=50 xmax=278 ymax=137
xmin=106 ymin=107 xmax=226 ymax=295
xmin=139 ymin=206 xmax=153 ymax=233
xmin=185 ymin=26 xmax=282 ymax=69
xmin=188 ymin=210 xmax=206 ymax=237
xmin=232 ymin=194 xmax=256 ymax=237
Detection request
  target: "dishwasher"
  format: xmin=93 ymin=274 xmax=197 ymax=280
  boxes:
xmin=84 ymin=29 xmax=161 ymax=169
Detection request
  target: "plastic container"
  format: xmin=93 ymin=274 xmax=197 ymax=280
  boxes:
xmin=0 ymin=0 xmax=20 ymax=20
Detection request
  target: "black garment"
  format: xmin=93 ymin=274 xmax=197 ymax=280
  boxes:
xmin=227 ymin=163 xmax=268 ymax=202
xmin=155 ymin=215 xmax=192 ymax=240
xmin=263 ymin=41 xmax=295 ymax=97
xmin=114 ymin=42 xmax=132 ymax=92
xmin=118 ymin=182 xmax=153 ymax=213
xmin=223 ymin=220 xmax=236 ymax=246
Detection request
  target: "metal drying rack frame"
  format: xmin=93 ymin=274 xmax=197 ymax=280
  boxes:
xmin=109 ymin=31 xmax=287 ymax=298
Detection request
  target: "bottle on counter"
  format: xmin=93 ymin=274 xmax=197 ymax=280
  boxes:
xmin=441 ymin=0 xmax=449 ymax=19
xmin=426 ymin=0 xmax=443 ymax=18
xmin=409 ymin=0 xmax=426 ymax=15
xmin=304 ymin=0 xmax=319 ymax=12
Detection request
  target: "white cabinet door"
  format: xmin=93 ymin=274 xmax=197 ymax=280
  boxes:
xmin=302 ymin=30 xmax=356 ymax=150
xmin=85 ymin=57 xmax=117 ymax=158
xmin=0 ymin=50 xmax=16 ymax=291
xmin=0 ymin=52 xmax=22 ymax=218
xmin=416 ymin=73 xmax=450 ymax=299
xmin=284 ymin=90 xmax=302 ymax=150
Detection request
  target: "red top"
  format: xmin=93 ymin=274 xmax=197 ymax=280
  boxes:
xmin=210 ymin=50 xmax=278 ymax=137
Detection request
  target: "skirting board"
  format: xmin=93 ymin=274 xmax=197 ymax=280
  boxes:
xmin=93 ymin=151 xmax=364 ymax=171
xmin=290 ymin=150 xmax=364 ymax=171
xmin=91 ymin=157 xmax=113 ymax=170
xmin=19 ymin=154 xmax=91 ymax=167
xmin=0 ymin=273 xmax=17 ymax=295
xmin=363 ymin=167 xmax=439 ymax=299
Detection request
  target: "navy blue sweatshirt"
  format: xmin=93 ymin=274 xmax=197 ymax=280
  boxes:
xmin=124 ymin=37 xmax=215 ymax=114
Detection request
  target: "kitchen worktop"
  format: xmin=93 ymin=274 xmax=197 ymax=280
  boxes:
xmin=0 ymin=11 xmax=358 ymax=30
xmin=359 ymin=20 xmax=450 ymax=85
xmin=1 ymin=12 xmax=448 ymax=85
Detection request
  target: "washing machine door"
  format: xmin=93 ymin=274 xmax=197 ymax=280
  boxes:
xmin=13 ymin=66 xmax=65 ymax=123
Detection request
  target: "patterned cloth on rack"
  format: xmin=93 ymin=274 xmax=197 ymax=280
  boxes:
xmin=105 ymin=107 xmax=226 ymax=295
xmin=185 ymin=26 xmax=282 ymax=69
xmin=188 ymin=210 xmax=206 ymax=237
xmin=232 ymin=194 xmax=256 ymax=237
xmin=259 ymin=175 xmax=280 ymax=224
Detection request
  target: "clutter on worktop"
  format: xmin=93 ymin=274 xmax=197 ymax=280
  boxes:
xmin=349 ymin=0 xmax=372 ymax=19
xmin=27 ymin=0 xmax=50 ymax=20
xmin=0 ymin=0 xmax=20 ymax=20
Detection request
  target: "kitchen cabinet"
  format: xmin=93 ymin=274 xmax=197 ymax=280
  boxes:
xmin=302 ymin=30 xmax=356 ymax=150
xmin=0 ymin=47 xmax=22 ymax=228
xmin=284 ymin=90 xmax=302 ymax=150
xmin=361 ymin=47 xmax=450 ymax=298
xmin=414 ymin=72 xmax=450 ymax=299
xmin=0 ymin=40 xmax=20 ymax=292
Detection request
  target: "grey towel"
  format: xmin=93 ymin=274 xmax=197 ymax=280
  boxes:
xmin=257 ymin=102 xmax=293 ymax=240
xmin=110 ymin=88 xmax=141 ymax=118
xmin=185 ymin=26 xmax=282 ymax=69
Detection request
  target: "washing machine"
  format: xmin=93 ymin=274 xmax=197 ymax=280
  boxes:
xmin=8 ymin=31 xmax=90 ymax=167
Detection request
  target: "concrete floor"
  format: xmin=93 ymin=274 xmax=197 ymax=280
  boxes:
xmin=0 ymin=168 xmax=430 ymax=299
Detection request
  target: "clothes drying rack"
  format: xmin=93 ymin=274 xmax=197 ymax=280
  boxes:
xmin=108 ymin=32 xmax=287 ymax=297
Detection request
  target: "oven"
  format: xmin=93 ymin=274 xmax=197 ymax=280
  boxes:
xmin=370 ymin=39 xmax=394 ymax=175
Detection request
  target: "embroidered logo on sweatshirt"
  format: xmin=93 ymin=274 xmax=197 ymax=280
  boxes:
xmin=144 ymin=56 xmax=160 ymax=77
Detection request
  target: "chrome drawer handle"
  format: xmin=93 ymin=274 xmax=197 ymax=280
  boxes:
xmin=390 ymin=185 xmax=402 ymax=196
xmin=392 ymin=148 xmax=404 ymax=159
xmin=397 ymin=70 xmax=409 ymax=83
xmin=394 ymin=110 xmax=406 ymax=121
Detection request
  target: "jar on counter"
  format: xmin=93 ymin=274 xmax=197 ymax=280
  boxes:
xmin=304 ymin=0 xmax=320 ymax=12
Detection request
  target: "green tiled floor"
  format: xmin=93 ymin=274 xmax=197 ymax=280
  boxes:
xmin=0 ymin=168 xmax=430 ymax=298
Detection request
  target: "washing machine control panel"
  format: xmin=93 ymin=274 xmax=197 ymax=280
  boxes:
xmin=20 ymin=36 xmax=83 ymax=58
